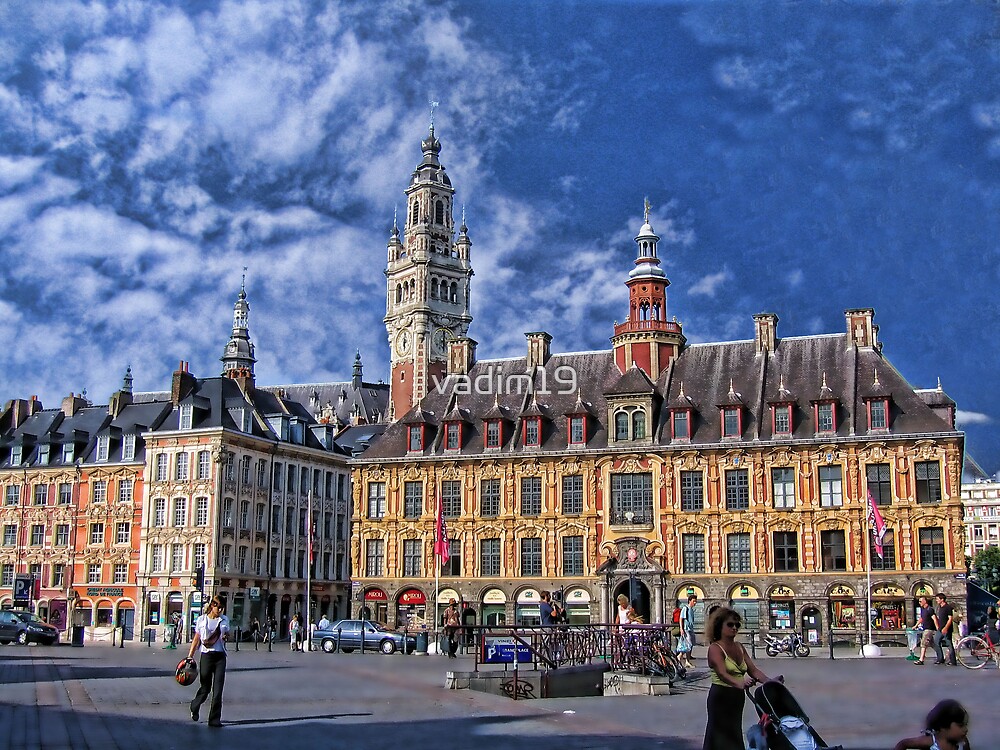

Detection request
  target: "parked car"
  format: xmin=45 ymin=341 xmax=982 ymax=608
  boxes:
xmin=0 ymin=610 xmax=59 ymax=645
xmin=312 ymin=619 xmax=416 ymax=655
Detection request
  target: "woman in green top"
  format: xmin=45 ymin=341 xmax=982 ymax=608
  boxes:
xmin=703 ymin=606 xmax=771 ymax=750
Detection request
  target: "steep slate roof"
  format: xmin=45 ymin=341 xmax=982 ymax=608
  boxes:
xmin=262 ymin=382 xmax=389 ymax=426
xmin=360 ymin=331 xmax=958 ymax=462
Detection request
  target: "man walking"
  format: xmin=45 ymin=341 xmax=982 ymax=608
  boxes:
xmin=679 ymin=594 xmax=697 ymax=670
xmin=932 ymin=592 xmax=957 ymax=666
xmin=913 ymin=595 xmax=936 ymax=665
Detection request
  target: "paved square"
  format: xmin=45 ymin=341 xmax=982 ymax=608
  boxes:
xmin=1 ymin=643 xmax=996 ymax=749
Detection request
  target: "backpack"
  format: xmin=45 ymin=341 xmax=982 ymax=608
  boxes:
xmin=672 ymin=608 xmax=681 ymax=624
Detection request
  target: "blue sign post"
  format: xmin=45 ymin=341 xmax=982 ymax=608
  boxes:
xmin=482 ymin=636 xmax=531 ymax=664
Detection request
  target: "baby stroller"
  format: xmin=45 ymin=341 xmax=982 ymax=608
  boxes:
xmin=745 ymin=679 xmax=844 ymax=750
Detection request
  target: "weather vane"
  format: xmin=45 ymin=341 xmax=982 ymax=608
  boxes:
xmin=430 ymin=100 xmax=439 ymax=128
xmin=643 ymin=197 xmax=651 ymax=223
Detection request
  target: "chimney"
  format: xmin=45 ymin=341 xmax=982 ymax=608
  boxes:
xmin=171 ymin=361 xmax=197 ymax=405
xmin=525 ymin=331 xmax=552 ymax=369
xmin=448 ymin=337 xmax=478 ymax=376
xmin=753 ymin=313 xmax=779 ymax=354
xmin=3 ymin=397 xmax=43 ymax=429
xmin=845 ymin=308 xmax=881 ymax=351
xmin=61 ymin=393 xmax=88 ymax=417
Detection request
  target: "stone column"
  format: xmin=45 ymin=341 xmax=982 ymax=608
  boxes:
xmin=598 ymin=578 xmax=609 ymax=624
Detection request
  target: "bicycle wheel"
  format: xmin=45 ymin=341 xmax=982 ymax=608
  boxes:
xmin=956 ymin=636 xmax=990 ymax=669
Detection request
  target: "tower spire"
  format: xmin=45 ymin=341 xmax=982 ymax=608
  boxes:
xmin=221 ymin=272 xmax=257 ymax=381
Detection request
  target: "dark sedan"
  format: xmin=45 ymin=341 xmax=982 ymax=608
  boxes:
xmin=312 ymin=619 xmax=416 ymax=655
xmin=0 ymin=610 xmax=59 ymax=645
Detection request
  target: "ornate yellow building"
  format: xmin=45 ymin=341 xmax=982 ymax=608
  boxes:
xmin=351 ymin=131 xmax=965 ymax=643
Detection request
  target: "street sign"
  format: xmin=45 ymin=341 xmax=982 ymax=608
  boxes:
xmin=13 ymin=575 xmax=33 ymax=604
xmin=249 ymin=587 xmax=261 ymax=600
xmin=954 ymin=573 xmax=967 ymax=580
xmin=482 ymin=636 xmax=531 ymax=664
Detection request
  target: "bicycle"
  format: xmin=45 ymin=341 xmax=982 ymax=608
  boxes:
xmin=955 ymin=631 xmax=1000 ymax=670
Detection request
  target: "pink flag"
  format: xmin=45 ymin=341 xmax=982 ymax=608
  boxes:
xmin=866 ymin=490 xmax=887 ymax=559
xmin=434 ymin=497 xmax=450 ymax=564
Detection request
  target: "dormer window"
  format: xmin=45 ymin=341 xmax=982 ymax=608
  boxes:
xmin=179 ymin=403 xmax=193 ymax=430
xmin=96 ymin=436 xmax=110 ymax=462
xmin=122 ymin=434 xmax=136 ymax=462
xmin=632 ymin=411 xmax=646 ymax=439
xmin=484 ymin=420 xmax=502 ymax=449
xmin=62 ymin=444 xmax=74 ymax=463
xmin=38 ymin=445 xmax=50 ymax=465
xmin=612 ymin=406 xmax=649 ymax=442
xmin=815 ymin=402 xmax=836 ymax=434
xmin=867 ymin=398 xmax=889 ymax=431
xmin=671 ymin=409 xmax=691 ymax=440
xmin=721 ymin=406 xmax=742 ymax=438
xmin=408 ymin=425 xmax=425 ymax=452
xmin=615 ymin=411 xmax=629 ymax=440
xmin=444 ymin=423 xmax=461 ymax=451
xmin=11 ymin=445 xmax=23 ymax=466
xmin=523 ymin=417 xmax=541 ymax=447
xmin=772 ymin=404 xmax=793 ymax=436
xmin=568 ymin=416 xmax=586 ymax=446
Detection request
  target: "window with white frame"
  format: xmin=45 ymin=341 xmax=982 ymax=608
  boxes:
xmin=114 ymin=563 xmax=128 ymax=584
xmin=153 ymin=497 xmax=166 ymax=526
xmin=238 ymin=545 xmax=248 ymax=574
xmin=97 ymin=435 xmax=109 ymax=462
xmin=255 ymin=503 xmax=266 ymax=531
xmin=223 ymin=498 xmax=234 ymax=527
xmin=2 ymin=524 xmax=16 ymax=545
xmin=197 ymin=450 xmax=211 ymax=480
xmin=33 ymin=485 xmax=47 ymax=505
xmin=5 ymin=485 xmax=19 ymax=505
xmin=118 ymin=479 xmax=133 ymax=503
xmin=122 ymin=434 xmax=136 ymax=461
xmin=367 ymin=482 xmax=386 ymax=519
xmin=179 ymin=403 xmax=193 ymax=429
xmin=1 ymin=564 xmax=13 ymax=586
xmin=59 ymin=483 xmax=72 ymax=504
xmin=56 ymin=524 xmax=69 ymax=546
xmin=173 ymin=498 xmax=187 ymax=527
xmin=155 ymin=453 xmax=168 ymax=481
xmin=241 ymin=456 xmax=252 ymax=485
xmin=30 ymin=524 xmax=44 ymax=545
xmin=38 ymin=444 xmax=50 ymax=464
xmin=240 ymin=500 xmax=250 ymax=529
xmin=364 ymin=539 xmax=384 ymax=576
xmin=116 ymin=522 xmax=130 ymax=544
xmin=193 ymin=543 xmax=206 ymax=571
xmin=772 ymin=467 xmax=796 ymax=509
xmin=171 ymin=543 xmax=184 ymax=572
xmin=151 ymin=544 xmax=164 ymax=571
xmin=89 ymin=523 xmax=104 ymax=545
xmin=220 ymin=544 xmax=232 ymax=571
xmin=88 ymin=563 xmax=101 ymax=583
xmin=253 ymin=548 xmax=263 ymax=575
xmin=92 ymin=480 xmax=107 ymax=503
xmin=175 ymin=452 xmax=189 ymax=481
xmin=819 ymin=465 xmax=843 ymax=507
xmin=195 ymin=497 xmax=209 ymax=526
xmin=257 ymin=459 xmax=267 ymax=488
xmin=51 ymin=563 xmax=65 ymax=587
xmin=62 ymin=443 xmax=74 ymax=463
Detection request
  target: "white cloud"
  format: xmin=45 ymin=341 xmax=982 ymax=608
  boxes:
xmin=956 ymin=410 xmax=992 ymax=426
xmin=688 ymin=269 xmax=731 ymax=297
xmin=788 ymin=269 xmax=804 ymax=288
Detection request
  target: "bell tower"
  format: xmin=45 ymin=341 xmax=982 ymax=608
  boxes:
xmin=221 ymin=271 xmax=256 ymax=387
xmin=385 ymin=123 xmax=473 ymax=419
xmin=610 ymin=201 xmax=686 ymax=379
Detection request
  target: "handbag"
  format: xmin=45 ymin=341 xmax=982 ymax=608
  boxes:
xmin=676 ymin=633 xmax=692 ymax=653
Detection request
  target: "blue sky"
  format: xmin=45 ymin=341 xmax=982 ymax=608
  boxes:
xmin=0 ymin=1 xmax=998 ymax=473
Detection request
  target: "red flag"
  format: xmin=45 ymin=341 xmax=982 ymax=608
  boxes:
xmin=434 ymin=497 xmax=450 ymax=564
xmin=866 ymin=490 xmax=887 ymax=559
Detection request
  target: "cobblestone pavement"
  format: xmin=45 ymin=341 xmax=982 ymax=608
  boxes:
xmin=1 ymin=641 xmax=996 ymax=750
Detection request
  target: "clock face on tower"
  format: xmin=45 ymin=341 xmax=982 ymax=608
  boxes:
xmin=432 ymin=327 xmax=450 ymax=356
xmin=395 ymin=330 xmax=411 ymax=356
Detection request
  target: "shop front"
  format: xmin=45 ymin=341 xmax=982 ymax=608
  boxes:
xmin=515 ymin=588 xmax=540 ymax=625
xmin=361 ymin=587 xmax=388 ymax=624
xmin=767 ymin=584 xmax=795 ymax=631
xmin=674 ymin=583 xmax=706 ymax=630
xmin=564 ymin=588 xmax=592 ymax=624
xmin=870 ymin=583 xmax=906 ymax=633
xmin=728 ymin=583 xmax=761 ymax=632
xmin=481 ymin=588 xmax=507 ymax=625
xmin=828 ymin=583 xmax=858 ymax=641
xmin=396 ymin=587 xmax=427 ymax=630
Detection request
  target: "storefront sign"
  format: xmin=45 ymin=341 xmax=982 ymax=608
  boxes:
xmin=248 ymin=587 xmax=261 ymax=600
xmin=731 ymin=584 xmax=760 ymax=600
xmin=148 ymin=592 xmax=161 ymax=603
xmin=482 ymin=636 xmax=531 ymax=664
xmin=770 ymin=585 xmax=795 ymax=598
xmin=437 ymin=588 xmax=460 ymax=604
xmin=914 ymin=583 xmax=935 ymax=597
xmin=482 ymin=588 xmax=507 ymax=604
xmin=86 ymin=587 xmax=124 ymax=598
xmin=872 ymin=584 xmax=904 ymax=598
xmin=364 ymin=588 xmax=388 ymax=601
xmin=829 ymin=584 xmax=856 ymax=598
xmin=516 ymin=588 xmax=540 ymax=604
xmin=566 ymin=588 xmax=591 ymax=603
xmin=680 ymin=584 xmax=705 ymax=600
xmin=398 ymin=589 xmax=426 ymax=605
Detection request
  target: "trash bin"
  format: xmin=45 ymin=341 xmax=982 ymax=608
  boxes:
xmin=415 ymin=631 xmax=428 ymax=654
xmin=71 ymin=626 xmax=85 ymax=647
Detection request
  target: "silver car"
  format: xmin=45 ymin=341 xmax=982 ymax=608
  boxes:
xmin=312 ymin=619 xmax=416 ymax=655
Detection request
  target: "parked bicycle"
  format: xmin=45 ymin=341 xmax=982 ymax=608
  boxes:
xmin=955 ymin=631 xmax=1000 ymax=670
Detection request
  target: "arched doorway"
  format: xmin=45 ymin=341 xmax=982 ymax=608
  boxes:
xmin=482 ymin=588 xmax=506 ymax=625
xmin=614 ymin=579 xmax=651 ymax=623
xmin=800 ymin=605 xmax=822 ymax=645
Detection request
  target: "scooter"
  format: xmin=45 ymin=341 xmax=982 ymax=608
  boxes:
xmin=764 ymin=631 xmax=810 ymax=657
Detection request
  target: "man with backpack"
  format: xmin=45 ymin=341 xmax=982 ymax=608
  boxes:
xmin=671 ymin=601 xmax=683 ymax=651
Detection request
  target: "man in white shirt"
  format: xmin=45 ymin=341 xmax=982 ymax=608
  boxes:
xmin=187 ymin=597 xmax=230 ymax=728
xmin=317 ymin=614 xmax=331 ymax=631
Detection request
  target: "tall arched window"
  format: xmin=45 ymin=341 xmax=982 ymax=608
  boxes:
xmin=632 ymin=411 xmax=646 ymax=440
xmin=639 ymin=302 xmax=650 ymax=321
xmin=435 ymin=200 xmax=445 ymax=224
xmin=450 ymin=282 xmax=458 ymax=303
xmin=431 ymin=279 xmax=439 ymax=299
xmin=615 ymin=411 xmax=629 ymax=441
xmin=410 ymin=200 xmax=419 ymax=225
xmin=652 ymin=303 xmax=661 ymax=320
xmin=395 ymin=284 xmax=402 ymax=303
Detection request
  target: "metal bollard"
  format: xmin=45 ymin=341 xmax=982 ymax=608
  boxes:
xmin=267 ymin=627 xmax=272 ymax=653
xmin=235 ymin=626 xmax=240 ymax=652
xmin=336 ymin=627 xmax=342 ymax=653
xmin=749 ymin=630 xmax=757 ymax=659
xmin=828 ymin=628 xmax=835 ymax=660
xmin=120 ymin=626 xmax=125 ymax=649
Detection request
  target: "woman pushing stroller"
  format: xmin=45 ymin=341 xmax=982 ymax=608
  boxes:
xmin=703 ymin=606 xmax=771 ymax=750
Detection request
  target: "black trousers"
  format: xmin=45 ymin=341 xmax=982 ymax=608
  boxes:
xmin=191 ymin=651 xmax=226 ymax=724
xmin=703 ymin=683 xmax=746 ymax=750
